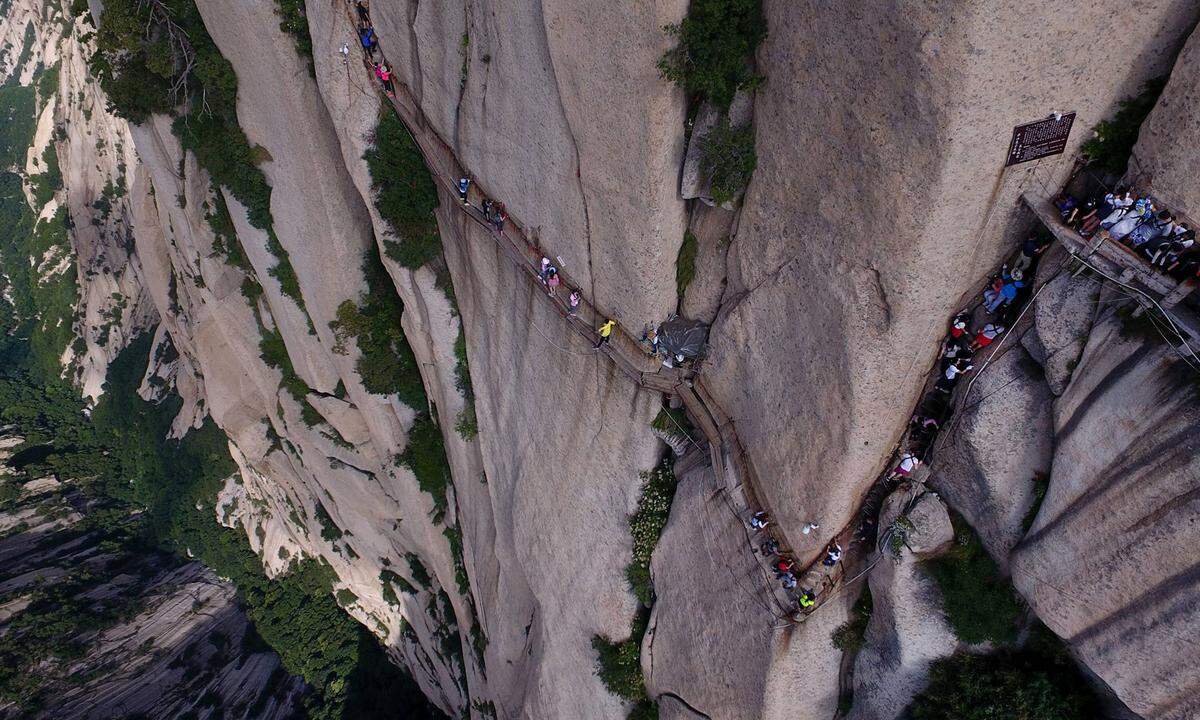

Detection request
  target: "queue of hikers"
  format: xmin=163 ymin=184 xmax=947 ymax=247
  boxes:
xmin=739 ymin=224 xmax=1057 ymax=615
xmin=1055 ymin=187 xmax=1197 ymax=278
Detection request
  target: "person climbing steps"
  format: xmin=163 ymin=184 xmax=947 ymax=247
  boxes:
xmin=458 ymin=176 xmax=471 ymax=205
xmin=593 ymin=319 xmax=616 ymax=349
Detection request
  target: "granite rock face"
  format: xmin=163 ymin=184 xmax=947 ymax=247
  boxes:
xmin=11 ymin=0 xmax=1200 ymax=717
xmin=700 ymin=0 xmax=1200 ymax=570
xmin=847 ymin=489 xmax=957 ymax=720
xmin=1130 ymin=25 xmax=1200 ymax=212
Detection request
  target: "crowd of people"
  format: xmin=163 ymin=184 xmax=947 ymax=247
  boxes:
xmin=739 ymin=224 xmax=1058 ymax=614
xmin=1056 ymin=187 xmax=1197 ymax=279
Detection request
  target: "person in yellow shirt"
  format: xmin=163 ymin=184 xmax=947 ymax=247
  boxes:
xmin=593 ymin=319 xmax=616 ymax=349
xmin=798 ymin=590 xmax=816 ymax=609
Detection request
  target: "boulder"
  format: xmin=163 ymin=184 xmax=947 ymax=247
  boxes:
xmin=930 ymin=345 xmax=1054 ymax=564
xmin=1011 ymin=313 xmax=1200 ymax=719
xmin=1130 ymin=27 xmax=1200 ymax=214
xmin=847 ymin=488 xmax=957 ymax=720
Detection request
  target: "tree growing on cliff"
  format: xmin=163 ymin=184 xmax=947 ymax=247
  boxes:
xmin=657 ymin=0 xmax=766 ymax=108
xmin=699 ymin=119 xmax=757 ymax=205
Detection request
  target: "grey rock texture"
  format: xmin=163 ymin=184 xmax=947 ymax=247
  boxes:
xmin=1011 ymin=312 xmax=1200 ymax=720
xmin=1020 ymin=243 xmax=1099 ymax=396
xmin=701 ymin=0 xmax=1200 ymax=571
xmin=848 ymin=489 xmax=957 ymax=720
xmin=1131 ymin=25 xmax=1200 ymax=212
xmin=930 ymin=345 xmax=1054 ymax=563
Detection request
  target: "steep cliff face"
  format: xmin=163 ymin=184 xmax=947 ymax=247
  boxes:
xmin=0 ymin=431 xmax=307 ymax=719
xmin=8 ymin=0 xmax=1200 ymax=717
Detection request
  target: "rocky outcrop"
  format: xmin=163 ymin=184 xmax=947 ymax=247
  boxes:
xmin=700 ymin=0 xmax=1200 ymax=573
xmin=929 ymin=344 xmax=1054 ymax=563
xmin=1011 ymin=309 xmax=1200 ymax=720
xmin=847 ymin=488 xmax=957 ymax=720
xmin=1130 ymin=25 xmax=1200 ymax=212
xmin=0 ymin=435 xmax=306 ymax=720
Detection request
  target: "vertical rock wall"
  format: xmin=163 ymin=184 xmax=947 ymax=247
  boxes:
xmin=701 ymin=0 xmax=1200 ymax=568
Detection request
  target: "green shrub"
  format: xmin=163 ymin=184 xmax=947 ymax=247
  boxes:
xmin=406 ymin=552 xmax=432 ymax=588
xmin=906 ymin=629 xmax=1100 ymax=720
xmin=593 ymin=609 xmax=657 ymax=718
xmin=1081 ymin=76 xmax=1167 ymax=177
xmin=443 ymin=525 xmax=470 ymax=597
xmin=657 ymin=0 xmax=766 ymax=108
xmin=924 ymin=515 xmax=1023 ymax=645
xmin=592 ymin=610 xmax=650 ymax=702
xmin=1020 ymin=472 xmax=1049 ymax=533
xmin=398 ymin=415 xmax=452 ymax=521
xmin=699 ymin=119 xmax=756 ymax=205
xmin=312 ymin=500 xmax=344 ymax=542
xmin=830 ymin=588 xmax=872 ymax=653
xmin=274 ymin=0 xmax=313 ymax=73
xmin=626 ymin=460 xmax=678 ymax=607
xmin=328 ymin=248 xmax=425 ymax=407
xmin=675 ymin=230 xmax=698 ymax=300
xmin=651 ymin=406 xmax=694 ymax=445
xmin=364 ymin=110 xmax=441 ymax=269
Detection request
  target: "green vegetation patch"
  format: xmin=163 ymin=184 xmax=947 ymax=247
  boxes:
xmin=364 ymin=109 xmax=442 ymax=269
xmin=699 ymin=118 xmax=756 ymax=205
xmin=1082 ymin=76 xmax=1167 ymax=177
xmin=274 ymin=0 xmax=313 ymax=74
xmin=924 ymin=514 xmax=1023 ymax=645
xmin=626 ymin=459 xmax=678 ymax=606
xmin=592 ymin=609 xmax=656 ymax=719
xmin=328 ymin=247 xmax=425 ymax=406
xmin=453 ymin=328 xmax=478 ymax=440
xmin=675 ymin=230 xmax=698 ymax=300
xmin=397 ymin=415 xmax=452 ymax=522
xmin=831 ymin=587 xmax=873 ymax=653
xmin=657 ymin=0 xmax=766 ymax=108
xmin=906 ymin=627 xmax=1101 ymax=720
xmin=0 ymin=333 xmax=442 ymax=719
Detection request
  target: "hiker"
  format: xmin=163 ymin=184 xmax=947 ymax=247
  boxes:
xmin=889 ymin=452 xmax=921 ymax=479
xmin=491 ymin=203 xmax=507 ymax=232
xmin=1154 ymin=225 xmax=1194 ymax=268
xmin=482 ymin=199 xmax=496 ymax=224
xmin=801 ymin=522 xmax=820 ymax=535
xmin=798 ymin=590 xmax=815 ymax=609
xmin=1109 ymin=199 xmax=1154 ymax=241
xmin=1054 ymin=193 xmax=1077 ymax=222
xmin=380 ymin=63 xmax=395 ymax=96
xmin=1075 ymin=198 xmax=1099 ymax=237
xmin=338 ymin=42 xmax=350 ymax=63
xmin=1012 ymin=236 xmax=1048 ymax=274
xmin=359 ymin=25 xmax=377 ymax=53
xmin=854 ymin=517 xmax=876 ymax=542
xmin=457 ymin=176 xmax=471 ymax=204
xmin=355 ymin=0 xmax=370 ymax=24
xmin=749 ymin=511 xmax=770 ymax=530
xmin=935 ymin=358 xmax=972 ymax=393
xmin=983 ymin=268 xmax=1023 ymax=314
xmin=568 ymin=291 xmax=581 ymax=316
xmin=1100 ymin=189 xmax=1132 ymax=217
xmin=949 ymin=312 xmax=970 ymax=340
xmin=593 ymin=318 xmax=616 ymax=349
xmin=1128 ymin=210 xmax=1174 ymax=250
xmin=641 ymin=326 xmax=659 ymax=355
xmin=822 ymin=543 xmax=842 ymax=567
xmin=969 ymin=322 xmax=1005 ymax=351
xmin=760 ymin=539 xmax=781 ymax=556
xmin=775 ymin=557 xmax=797 ymax=576
xmin=546 ymin=271 xmax=561 ymax=296
xmin=781 ymin=573 xmax=798 ymax=590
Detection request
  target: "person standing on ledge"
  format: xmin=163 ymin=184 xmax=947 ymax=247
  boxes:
xmin=593 ymin=319 xmax=616 ymax=349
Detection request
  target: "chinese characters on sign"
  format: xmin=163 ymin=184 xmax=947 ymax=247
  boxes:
xmin=1005 ymin=112 xmax=1076 ymax=166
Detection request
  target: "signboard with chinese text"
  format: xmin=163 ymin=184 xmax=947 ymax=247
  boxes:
xmin=1005 ymin=112 xmax=1076 ymax=166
